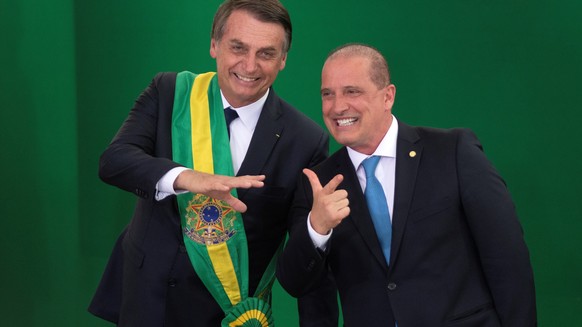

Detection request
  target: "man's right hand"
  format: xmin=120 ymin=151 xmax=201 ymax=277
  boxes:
xmin=174 ymin=170 xmax=265 ymax=213
xmin=303 ymin=168 xmax=350 ymax=235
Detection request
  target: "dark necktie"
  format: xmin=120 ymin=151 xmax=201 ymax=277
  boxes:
xmin=224 ymin=107 xmax=239 ymax=139
xmin=361 ymin=155 xmax=392 ymax=265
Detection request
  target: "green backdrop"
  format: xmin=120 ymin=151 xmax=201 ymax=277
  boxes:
xmin=2 ymin=0 xmax=581 ymax=325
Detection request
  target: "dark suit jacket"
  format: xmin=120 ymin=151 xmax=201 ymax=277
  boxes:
xmin=277 ymin=123 xmax=537 ymax=326
xmin=89 ymin=72 xmax=333 ymax=326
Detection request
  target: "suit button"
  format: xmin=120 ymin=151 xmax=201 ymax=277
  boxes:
xmin=135 ymin=188 xmax=148 ymax=198
xmin=387 ymin=282 xmax=397 ymax=291
xmin=168 ymin=278 xmax=177 ymax=287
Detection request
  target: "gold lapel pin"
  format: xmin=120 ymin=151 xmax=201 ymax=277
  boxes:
xmin=409 ymin=151 xmax=417 ymax=158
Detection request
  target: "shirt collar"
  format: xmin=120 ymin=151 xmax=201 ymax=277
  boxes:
xmin=347 ymin=116 xmax=399 ymax=170
xmin=220 ymin=89 xmax=269 ymax=132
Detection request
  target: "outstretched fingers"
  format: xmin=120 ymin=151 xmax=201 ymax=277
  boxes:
xmin=322 ymin=173 xmax=344 ymax=195
xmin=304 ymin=168 xmax=344 ymax=196
xmin=226 ymin=174 xmax=266 ymax=189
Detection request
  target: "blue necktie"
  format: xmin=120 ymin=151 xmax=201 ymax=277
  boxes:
xmin=362 ymin=156 xmax=392 ymax=264
xmin=224 ymin=107 xmax=238 ymax=139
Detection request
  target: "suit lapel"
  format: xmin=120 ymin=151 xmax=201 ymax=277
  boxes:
xmin=389 ymin=123 xmax=422 ymax=270
xmin=338 ymin=123 xmax=422 ymax=272
xmin=236 ymin=90 xmax=284 ymax=200
xmin=336 ymin=149 xmax=390 ymax=270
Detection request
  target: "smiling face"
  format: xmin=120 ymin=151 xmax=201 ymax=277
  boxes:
xmin=321 ymin=55 xmax=396 ymax=154
xmin=210 ymin=10 xmax=287 ymax=108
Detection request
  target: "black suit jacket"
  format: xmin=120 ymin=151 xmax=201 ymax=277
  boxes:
xmin=89 ymin=72 xmax=332 ymax=326
xmin=277 ymin=123 xmax=537 ymax=326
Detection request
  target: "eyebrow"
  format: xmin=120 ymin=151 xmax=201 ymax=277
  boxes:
xmin=228 ymin=39 xmax=245 ymax=46
xmin=228 ymin=38 xmax=279 ymax=52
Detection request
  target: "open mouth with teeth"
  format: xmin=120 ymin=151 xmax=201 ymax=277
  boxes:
xmin=336 ymin=118 xmax=358 ymax=126
xmin=234 ymin=73 xmax=260 ymax=82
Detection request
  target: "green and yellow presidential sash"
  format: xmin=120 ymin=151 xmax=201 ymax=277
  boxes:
xmin=171 ymin=71 xmax=277 ymax=326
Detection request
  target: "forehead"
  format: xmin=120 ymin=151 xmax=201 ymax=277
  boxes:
xmin=322 ymin=55 xmax=372 ymax=86
xmin=221 ymin=10 xmax=285 ymax=48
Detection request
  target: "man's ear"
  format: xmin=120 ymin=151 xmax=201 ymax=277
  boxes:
xmin=210 ymin=39 xmax=218 ymax=59
xmin=279 ymin=52 xmax=287 ymax=71
xmin=384 ymin=84 xmax=396 ymax=110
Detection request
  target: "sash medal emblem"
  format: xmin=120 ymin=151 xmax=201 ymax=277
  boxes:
xmin=185 ymin=194 xmax=237 ymax=245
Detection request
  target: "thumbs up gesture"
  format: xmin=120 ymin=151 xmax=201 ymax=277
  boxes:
xmin=303 ymin=168 xmax=350 ymax=235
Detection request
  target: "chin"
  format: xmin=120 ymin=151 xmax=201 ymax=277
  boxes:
xmin=332 ymin=136 xmax=351 ymax=147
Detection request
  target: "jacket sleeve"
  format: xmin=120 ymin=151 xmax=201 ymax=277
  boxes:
xmin=456 ymin=128 xmax=537 ymax=325
xmin=277 ymin=172 xmax=331 ymax=298
xmin=98 ymin=72 xmax=182 ymax=201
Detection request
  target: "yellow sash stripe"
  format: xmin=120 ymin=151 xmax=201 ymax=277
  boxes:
xmin=208 ymin=244 xmax=242 ymax=305
xmin=190 ymin=72 xmax=242 ymax=306
xmin=190 ymin=72 xmax=215 ymax=174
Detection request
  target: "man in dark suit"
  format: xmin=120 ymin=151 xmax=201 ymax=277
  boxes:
xmin=89 ymin=1 xmax=337 ymax=326
xmin=277 ymin=43 xmax=537 ymax=326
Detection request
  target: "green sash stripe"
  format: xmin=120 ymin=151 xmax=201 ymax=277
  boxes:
xmin=171 ymin=72 xmax=194 ymax=170
xmin=172 ymin=71 xmax=247 ymax=311
xmin=171 ymin=71 xmax=276 ymax=326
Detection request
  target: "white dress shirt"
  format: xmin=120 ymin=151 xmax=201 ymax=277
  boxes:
xmin=309 ymin=116 xmax=398 ymax=249
xmin=155 ymin=89 xmax=269 ymax=200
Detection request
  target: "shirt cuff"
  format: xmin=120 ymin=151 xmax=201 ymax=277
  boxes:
xmin=155 ymin=166 xmax=190 ymax=201
xmin=307 ymin=212 xmax=332 ymax=251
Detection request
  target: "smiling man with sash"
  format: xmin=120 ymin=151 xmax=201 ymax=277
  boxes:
xmin=89 ymin=1 xmax=338 ymax=326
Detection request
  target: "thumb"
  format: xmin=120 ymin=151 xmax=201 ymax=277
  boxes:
xmin=224 ymin=195 xmax=248 ymax=213
xmin=303 ymin=168 xmax=323 ymax=193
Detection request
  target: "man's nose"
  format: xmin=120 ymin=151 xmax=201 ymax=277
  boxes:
xmin=242 ymin=53 xmax=258 ymax=73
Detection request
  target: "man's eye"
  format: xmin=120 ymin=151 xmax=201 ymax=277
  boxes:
xmin=259 ymin=51 xmax=276 ymax=59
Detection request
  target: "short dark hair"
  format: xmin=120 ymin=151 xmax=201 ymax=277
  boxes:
xmin=327 ymin=43 xmax=391 ymax=88
xmin=211 ymin=0 xmax=292 ymax=53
